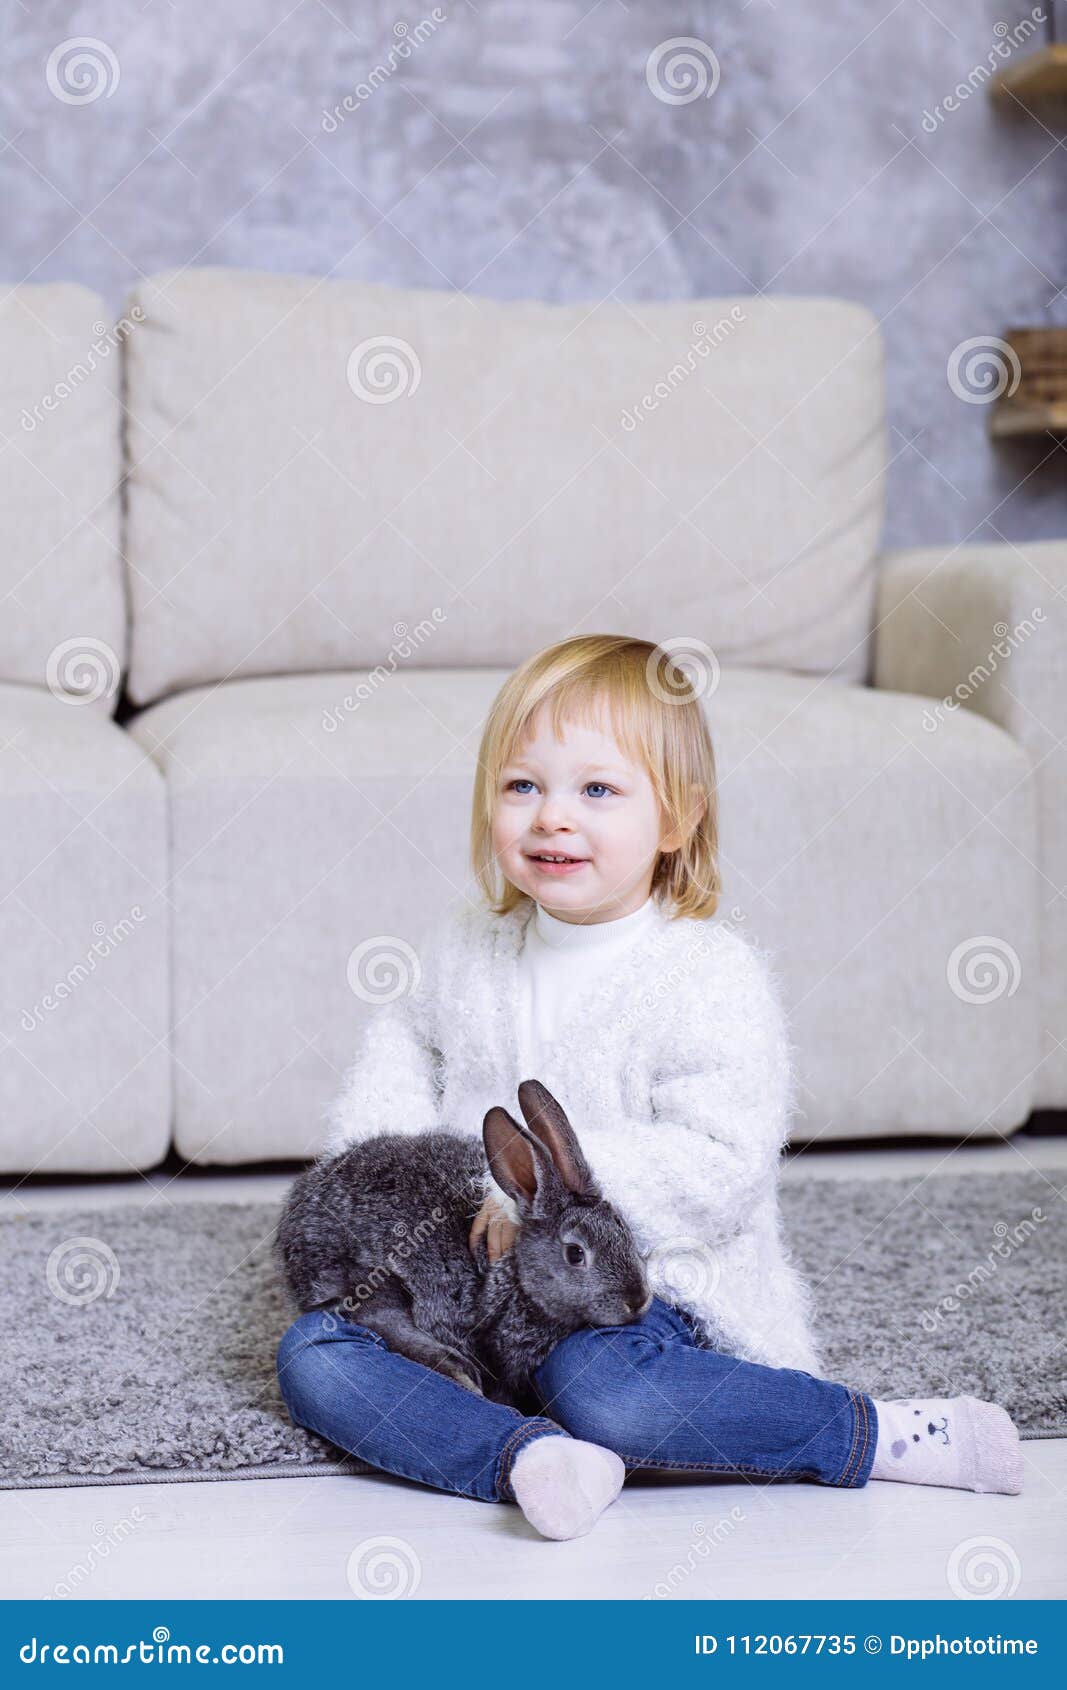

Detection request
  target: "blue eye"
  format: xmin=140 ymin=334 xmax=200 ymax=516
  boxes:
xmin=505 ymin=779 xmax=616 ymax=797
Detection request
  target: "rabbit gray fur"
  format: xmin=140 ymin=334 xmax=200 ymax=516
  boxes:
xmin=275 ymin=1078 xmax=651 ymax=1406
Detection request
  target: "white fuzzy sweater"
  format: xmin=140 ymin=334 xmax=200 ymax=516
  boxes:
xmin=322 ymin=896 xmax=821 ymax=1375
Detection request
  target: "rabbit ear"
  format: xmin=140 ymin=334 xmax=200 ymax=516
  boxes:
xmin=516 ymin=1080 xmax=598 ymax=1198
xmin=483 ymin=1107 xmax=558 ymax=1212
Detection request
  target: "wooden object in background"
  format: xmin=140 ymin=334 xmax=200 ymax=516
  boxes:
xmin=990 ymin=43 xmax=1067 ymax=103
xmin=990 ymin=327 xmax=1067 ymax=438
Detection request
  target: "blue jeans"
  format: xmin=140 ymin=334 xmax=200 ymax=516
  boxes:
xmin=276 ymin=1296 xmax=877 ymax=1504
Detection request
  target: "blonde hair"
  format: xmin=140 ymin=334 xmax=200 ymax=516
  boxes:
xmin=471 ymin=634 xmax=721 ymax=921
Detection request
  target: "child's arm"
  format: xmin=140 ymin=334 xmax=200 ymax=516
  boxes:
xmin=319 ymin=928 xmax=444 ymax=1157
xmin=590 ymin=958 xmax=821 ymax=1373
xmin=588 ymin=936 xmax=798 ymax=1248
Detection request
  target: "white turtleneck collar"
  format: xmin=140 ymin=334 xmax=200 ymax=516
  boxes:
xmin=515 ymin=893 xmax=660 ymax=1076
xmin=532 ymin=894 xmax=660 ymax=950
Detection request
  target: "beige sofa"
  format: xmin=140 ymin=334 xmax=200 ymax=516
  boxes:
xmin=1 ymin=268 xmax=1062 ymax=1173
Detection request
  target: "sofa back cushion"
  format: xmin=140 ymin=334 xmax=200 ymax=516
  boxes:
xmin=0 ymin=285 xmax=125 ymax=709
xmin=122 ymin=268 xmax=886 ymax=705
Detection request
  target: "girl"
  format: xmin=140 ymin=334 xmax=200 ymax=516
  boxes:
xmin=276 ymin=634 xmax=1022 ymax=1540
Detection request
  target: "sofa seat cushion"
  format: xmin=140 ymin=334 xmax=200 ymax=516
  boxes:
xmin=128 ymin=667 xmax=1037 ymax=1163
xmin=0 ymin=684 xmax=169 ymax=1172
xmin=122 ymin=269 xmax=886 ymax=704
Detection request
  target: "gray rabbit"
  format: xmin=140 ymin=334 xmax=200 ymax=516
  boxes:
xmin=275 ymin=1078 xmax=651 ymax=1406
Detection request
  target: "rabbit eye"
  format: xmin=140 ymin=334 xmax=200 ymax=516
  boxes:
xmin=564 ymin=1242 xmax=586 ymax=1267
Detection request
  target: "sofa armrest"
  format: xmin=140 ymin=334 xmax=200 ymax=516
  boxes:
xmin=873 ymin=540 xmax=1064 ymax=747
xmin=873 ymin=538 xmax=1066 ymax=1109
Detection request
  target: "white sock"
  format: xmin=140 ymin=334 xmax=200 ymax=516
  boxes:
xmin=509 ymin=1434 xmax=625 ymax=1540
xmin=870 ymin=1396 xmax=1023 ymax=1494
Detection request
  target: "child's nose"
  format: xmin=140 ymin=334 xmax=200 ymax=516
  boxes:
xmin=536 ymin=800 xmax=571 ymax=828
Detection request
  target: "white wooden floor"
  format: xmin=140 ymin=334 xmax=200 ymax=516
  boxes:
xmin=3 ymin=1135 xmax=1065 ymax=1601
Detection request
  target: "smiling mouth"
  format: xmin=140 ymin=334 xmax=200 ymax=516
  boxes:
xmin=526 ymin=852 xmax=588 ymax=864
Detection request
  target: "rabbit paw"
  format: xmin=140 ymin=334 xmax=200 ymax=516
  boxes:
xmin=440 ymin=1359 xmax=484 ymax=1395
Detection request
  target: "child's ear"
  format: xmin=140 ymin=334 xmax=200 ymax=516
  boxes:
xmin=661 ymin=788 xmax=707 ymax=854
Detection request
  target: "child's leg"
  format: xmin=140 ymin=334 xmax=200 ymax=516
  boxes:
xmin=533 ymin=1299 xmax=1021 ymax=1495
xmin=277 ymin=1308 xmax=558 ymax=1501
xmin=532 ymin=1298 xmax=875 ymax=1488
xmin=276 ymin=1309 xmax=626 ymax=1536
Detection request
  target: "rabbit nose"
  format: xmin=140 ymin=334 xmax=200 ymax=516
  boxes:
xmin=626 ymin=1293 xmax=653 ymax=1318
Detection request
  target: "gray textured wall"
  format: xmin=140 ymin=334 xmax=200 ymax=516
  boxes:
xmin=5 ymin=0 xmax=1065 ymax=548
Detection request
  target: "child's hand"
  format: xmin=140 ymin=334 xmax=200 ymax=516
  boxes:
xmin=469 ymin=1194 xmax=520 ymax=1263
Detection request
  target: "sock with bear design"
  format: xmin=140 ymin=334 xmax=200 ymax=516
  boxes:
xmin=870 ymin=1396 xmax=1022 ymax=1493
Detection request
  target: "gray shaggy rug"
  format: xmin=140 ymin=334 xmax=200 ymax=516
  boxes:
xmin=1 ymin=1169 xmax=1063 ymax=1489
